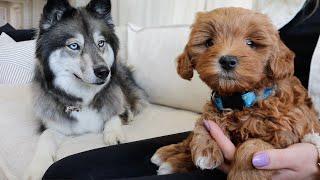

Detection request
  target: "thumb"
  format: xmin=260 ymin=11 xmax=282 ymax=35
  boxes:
xmin=252 ymin=148 xmax=296 ymax=170
xmin=204 ymin=120 xmax=236 ymax=161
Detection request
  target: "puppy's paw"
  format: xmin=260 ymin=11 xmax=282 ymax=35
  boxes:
xmin=151 ymin=153 xmax=163 ymax=166
xmin=192 ymin=145 xmax=223 ymax=170
xmin=195 ymin=156 xmax=220 ymax=170
xmin=157 ymin=162 xmax=173 ymax=175
xmin=155 ymin=153 xmax=195 ymax=175
xmin=151 ymin=144 xmax=183 ymax=167
xmin=103 ymin=128 xmax=126 ymax=145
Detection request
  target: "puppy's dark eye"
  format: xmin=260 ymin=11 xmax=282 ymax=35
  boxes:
xmin=246 ymin=39 xmax=256 ymax=48
xmin=67 ymin=43 xmax=80 ymax=50
xmin=98 ymin=40 xmax=105 ymax=48
xmin=205 ymin=38 xmax=214 ymax=48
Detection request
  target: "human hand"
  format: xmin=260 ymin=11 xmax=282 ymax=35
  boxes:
xmin=204 ymin=120 xmax=320 ymax=180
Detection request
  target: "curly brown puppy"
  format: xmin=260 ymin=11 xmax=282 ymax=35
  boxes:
xmin=151 ymin=7 xmax=320 ymax=180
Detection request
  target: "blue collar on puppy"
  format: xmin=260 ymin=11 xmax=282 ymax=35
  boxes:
xmin=211 ymin=87 xmax=274 ymax=111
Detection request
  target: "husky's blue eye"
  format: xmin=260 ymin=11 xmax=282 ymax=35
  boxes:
xmin=98 ymin=40 xmax=105 ymax=48
xmin=67 ymin=43 xmax=80 ymax=50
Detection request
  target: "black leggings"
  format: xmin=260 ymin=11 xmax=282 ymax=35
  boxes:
xmin=43 ymin=132 xmax=227 ymax=180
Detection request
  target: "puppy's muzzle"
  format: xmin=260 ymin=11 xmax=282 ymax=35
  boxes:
xmin=94 ymin=65 xmax=110 ymax=80
xmin=219 ymin=55 xmax=238 ymax=71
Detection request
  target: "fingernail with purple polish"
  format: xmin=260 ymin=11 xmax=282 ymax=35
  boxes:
xmin=204 ymin=120 xmax=211 ymax=131
xmin=252 ymin=153 xmax=269 ymax=168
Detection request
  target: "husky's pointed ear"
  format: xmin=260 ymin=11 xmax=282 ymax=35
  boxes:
xmin=40 ymin=0 xmax=73 ymax=31
xmin=86 ymin=0 xmax=113 ymax=26
xmin=176 ymin=45 xmax=194 ymax=80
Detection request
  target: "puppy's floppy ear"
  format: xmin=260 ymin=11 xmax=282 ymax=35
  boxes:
xmin=268 ymin=38 xmax=295 ymax=80
xmin=176 ymin=46 xmax=194 ymax=80
xmin=40 ymin=0 xmax=74 ymax=31
xmin=86 ymin=0 xmax=113 ymax=27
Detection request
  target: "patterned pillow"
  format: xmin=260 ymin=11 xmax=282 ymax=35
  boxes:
xmin=0 ymin=40 xmax=36 ymax=84
xmin=0 ymin=32 xmax=15 ymax=44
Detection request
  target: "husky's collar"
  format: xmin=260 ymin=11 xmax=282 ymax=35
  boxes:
xmin=48 ymin=90 xmax=83 ymax=113
xmin=64 ymin=105 xmax=82 ymax=113
xmin=211 ymin=87 xmax=274 ymax=112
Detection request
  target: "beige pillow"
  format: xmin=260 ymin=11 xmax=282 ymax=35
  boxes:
xmin=127 ymin=24 xmax=210 ymax=113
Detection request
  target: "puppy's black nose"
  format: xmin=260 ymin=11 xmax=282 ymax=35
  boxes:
xmin=94 ymin=66 xmax=109 ymax=80
xmin=219 ymin=55 xmax=238 ymax=71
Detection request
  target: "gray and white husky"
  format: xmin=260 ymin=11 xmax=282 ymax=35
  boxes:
xmin=23 ymin=0 xmax=148 ymax=179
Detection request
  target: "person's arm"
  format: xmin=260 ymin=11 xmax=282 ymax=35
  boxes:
xmin=204 ymin=120 xmax=320 ymax=180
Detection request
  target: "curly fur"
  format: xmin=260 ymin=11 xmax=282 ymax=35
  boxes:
xmin=152 ymin=7 xmax=320 ymax=180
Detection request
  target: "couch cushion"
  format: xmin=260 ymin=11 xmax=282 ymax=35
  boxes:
xmin=56 ymin=104 xmax=197 ymax=160
xmin=0 ymin=84 xmax=198 ymax=178
xmin=0 ymin=84 xmax=38 ymax=178
xmin=127 ymin=24 xmax=210 ymax=113
xmin=1 ymin=29 xmax=37 ymax=42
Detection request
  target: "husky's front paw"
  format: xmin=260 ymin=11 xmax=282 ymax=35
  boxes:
xmin=103 ymin=128 xmax=126 ymax=145
xmin=104 ymin=116 xmax=127 ymax=145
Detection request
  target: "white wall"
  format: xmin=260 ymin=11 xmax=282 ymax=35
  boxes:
xmin=0 ymin=0 xmax=254 ymax=28
xmin=0 ymin=0 xmax=306 ymax=29
xmin=111 ymin=0 xmax=253 ymax=27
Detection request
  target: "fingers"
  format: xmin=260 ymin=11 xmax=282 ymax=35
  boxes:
xmin=272 ymin=169 xmax=297 ymax=180
xmin=252 ymin=143 xmax=318 ymax=170
xmin=252 ymin=149 xmax=292 ymax=170
xmin=204 ymin=120 xmax=236 ymax=161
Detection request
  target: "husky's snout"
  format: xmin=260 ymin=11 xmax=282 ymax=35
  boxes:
xmin=93 ymin=65 xmax=110 ymax=80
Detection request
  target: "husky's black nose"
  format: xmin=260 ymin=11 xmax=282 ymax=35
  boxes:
xmin=219 ymin=55 xmax=238 ymax=71
xmin=94 ymin=66 xmax=109 ymax=80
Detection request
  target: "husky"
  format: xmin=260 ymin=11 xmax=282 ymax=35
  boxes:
xmin=23 ymin=0 xmax=148 ymax=179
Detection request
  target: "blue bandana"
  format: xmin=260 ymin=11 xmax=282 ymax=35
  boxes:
xmin=211 ymin=87 xmax=274 ymax=111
